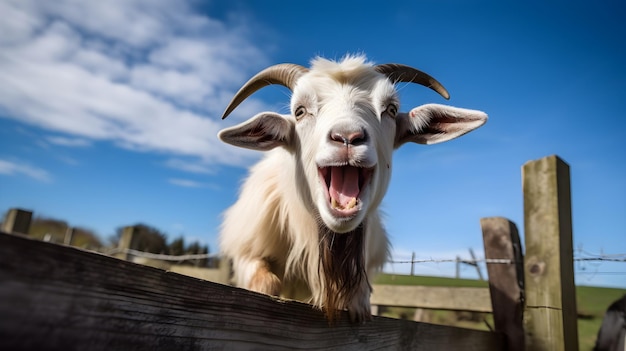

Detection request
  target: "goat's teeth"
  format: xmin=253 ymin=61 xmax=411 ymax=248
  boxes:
xmin=347 ymin=197 xmax=357 ymax=209
xmin=331 ymin=197 xmax=357 ymax=210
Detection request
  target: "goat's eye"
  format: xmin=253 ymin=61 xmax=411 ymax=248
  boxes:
xmin=294 ymin=106 xmax=307 ymax=120
xmin=385 ymin=104 xmax=398 ymax=118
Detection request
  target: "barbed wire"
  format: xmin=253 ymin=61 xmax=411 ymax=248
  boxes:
xmin=105 ymin=247 xmax=220 ymax=261
xmin=574 ymin=257 xmax=626 ymax=263
xmin=576 ymin=271 xmax=626 ymax=275
xmin=389 ymin=256 xmax=626 ymax=265
xmin=108 ymin=247 xmax=626 ymax=265
xmin=389 ymin=258 xmax=515 ymax=264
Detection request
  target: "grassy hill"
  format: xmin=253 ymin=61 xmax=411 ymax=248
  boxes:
xmin=373 ymin=273 xmax=625 ymax=350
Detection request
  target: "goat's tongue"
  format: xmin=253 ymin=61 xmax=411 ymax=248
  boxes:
xmin=329 ymin=166 xmax=359 ymax=209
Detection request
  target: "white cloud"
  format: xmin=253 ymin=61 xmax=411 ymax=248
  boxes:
xmin=168 ymin=178 xmax=214 ymax=189
xmin=46 ymin=136 xmax=91 ymax=147
xmin=0 ymin=159 xmax=52 ymax=182
xmin=164 ymin=158 xmax=216 ymax=175
xmin=0 ymin=0 xmax=271 ymax=170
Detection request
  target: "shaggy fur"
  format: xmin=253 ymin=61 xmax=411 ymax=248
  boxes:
xmin=218 ymin=54 xmax=487 ymax=322
xmin=319 ymin=223 xmax=368 ymax=322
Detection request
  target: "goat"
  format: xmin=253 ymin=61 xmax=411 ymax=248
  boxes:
xmin=594 ymin=294 xmax=626 ymax=351
xmin=218 ymin=54 xmax=487 ymax=323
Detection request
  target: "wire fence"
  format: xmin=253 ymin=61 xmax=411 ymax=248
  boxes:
xmin=389 ymin=256 xmax=626 ymax=265
xmin=105 ymin=247 xmax=626 ymax=282
xmin=388 ymin=253 xmax=626 ymax=275
xmin=105 ymin=247 xmax=220 ymax=262
xmin=110 ymin=247 xmax=626 ymax=265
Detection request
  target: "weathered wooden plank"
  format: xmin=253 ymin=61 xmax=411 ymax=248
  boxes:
xmin=371 ymin=285 xmax=492 ymax=312
xmin=0 ymin=232 xmax=505 ymax=350
xmin=169 ymin=264 xmax=231 ymax=285
xmin=481 ymin=217 xmax=525 ymax=351
xmin=522 ymin=155 xmax=578 ymax=351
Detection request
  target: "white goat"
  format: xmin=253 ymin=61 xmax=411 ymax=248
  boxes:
xmin=218 ymin=54 xmax=487 ymax=323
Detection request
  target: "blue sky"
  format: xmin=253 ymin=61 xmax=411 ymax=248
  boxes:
xmin=1 ymin=0 xmax=624 ymax=288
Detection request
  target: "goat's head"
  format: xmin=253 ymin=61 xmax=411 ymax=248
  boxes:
xmin=219 ymin=55 xmax=487 ymax=234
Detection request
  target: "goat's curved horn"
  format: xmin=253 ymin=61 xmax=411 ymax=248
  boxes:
xmin=222 ymin=64 xmax=309 ymax=119
xmin=374 ymin=64 xmax=450 ymax=100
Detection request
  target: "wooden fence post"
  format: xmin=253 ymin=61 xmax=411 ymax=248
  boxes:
xmin=63 ymin=227 xmax=76 ymax=246
xmin=469 ymin=249 xmax=485 ymax=281
xmin=1 ymin=208 xmax=32 ymax=234
xmin=115 ymin=226 xmax=137 ymax=260
xmin=481 ymin=217 xmax=525 ymax=351
xmin=522 ymin=155 xmax=578 ymax=351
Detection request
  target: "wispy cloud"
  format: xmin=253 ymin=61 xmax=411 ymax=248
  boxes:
xmin=0 ymin=0 xmax=270 ymax=169
xmin=46 ymin=136 xmax=91 ymax=147
xmin=168 ymin=178 xmax=216 ymax=189
xmin=0 ymin=159 xmax=52 ymax=182
xmin=164 ymin=158 xmax=216 ymax=175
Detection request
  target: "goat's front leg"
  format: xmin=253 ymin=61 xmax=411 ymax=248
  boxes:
xmin=234 ymin=257 xmax=282 ymax=296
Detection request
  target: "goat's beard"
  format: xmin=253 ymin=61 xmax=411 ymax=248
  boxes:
xmin=318 ymin=222 xmax=368 ymax=323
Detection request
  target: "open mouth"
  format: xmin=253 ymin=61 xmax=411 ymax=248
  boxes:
xmin=318 ymin=165 xmax=374 ymax=216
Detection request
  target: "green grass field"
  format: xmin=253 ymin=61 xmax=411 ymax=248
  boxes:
xmin=373 ymin=273 xmax=625 ymax=350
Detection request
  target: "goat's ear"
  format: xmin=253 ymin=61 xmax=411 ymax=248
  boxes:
xmin=218 ymin=112 xmax=294 ymax=151
xmin=394 ymin=104 xmax=487 ymax=148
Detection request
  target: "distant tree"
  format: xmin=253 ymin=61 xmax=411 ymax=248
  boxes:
xmin=168 ymin=236 xmax=185 ymax=256
xmin=112 ymin=224 xmax=168 ymax=254
xmin=69 ymin=227 xmax=102 ymax=249
xmin=166 ymin=235 xmax=210 ymax=266
xmin=109 ymin=225 xmax=211 ymax=265
xmin=185 ymin=241 xmax=206 ymax=266
xmin=187 ymin=241 xmax=201 ymax=254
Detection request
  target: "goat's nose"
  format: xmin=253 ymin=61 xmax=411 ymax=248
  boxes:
xmin=329 ymin=129 xmax=367 ymax=146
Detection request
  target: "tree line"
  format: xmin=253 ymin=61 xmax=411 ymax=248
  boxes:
xmin=2 ymin=211 xmax=210 ymax=266
xmin=110 ymin=223 xmax=210 ymax=266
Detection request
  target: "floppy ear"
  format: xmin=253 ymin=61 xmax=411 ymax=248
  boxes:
xmin=395 ymin=104 xmax=488 ymax=148
xmin=218 ymin=112 xmax=295 ymax=151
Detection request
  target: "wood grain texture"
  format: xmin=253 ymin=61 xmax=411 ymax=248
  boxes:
xmin=522 ymin=155 xmax=578 ymax=351
xmin=371 ymin=285 xmax=492 ymax=312
xmin=0 ymin=232 xmax=505 ymax=351
xmin=481 ymin=217 xmax=525 ymax=351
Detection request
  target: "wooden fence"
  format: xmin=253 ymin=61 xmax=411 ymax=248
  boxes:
xmin=0 ymin=155 xmax=578 ymax=350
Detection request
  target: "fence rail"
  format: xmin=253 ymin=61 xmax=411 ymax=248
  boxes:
xmin=0 ymin=231 xmax=505 ymax=351
xmin=371 ymin=285 xmax=492 ymax=312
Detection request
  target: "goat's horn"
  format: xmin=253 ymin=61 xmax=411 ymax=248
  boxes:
xmin=374 ymin=64 xmax=450 ymax=100
xmin=222 ymin=64 xmax=309 ymax=119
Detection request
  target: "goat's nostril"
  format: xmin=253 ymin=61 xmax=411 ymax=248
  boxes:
xmin=330 ymin=133 xmax=348 ymax=145
xmin=350 ymin=130 xmax=367 ymax=145
xmin=329 ymin=130 xmax=367 ymax=146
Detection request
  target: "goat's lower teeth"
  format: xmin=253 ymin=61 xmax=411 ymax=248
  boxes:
xmin=331 ymin=197 xmax=357 ymax=210
xmin=347 ymin=197 xmax=357 ymax=209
